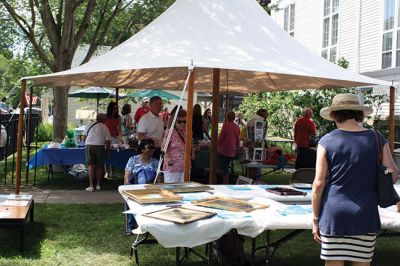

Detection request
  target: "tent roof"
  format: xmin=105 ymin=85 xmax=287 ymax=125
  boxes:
xmin=24 ymin=0 xmax=390 ymax=93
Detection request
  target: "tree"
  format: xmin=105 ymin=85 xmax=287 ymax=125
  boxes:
xmin=239 ymin=57 xmax=354 ymax=139
xmin=0 ymin=0 xmax=174 ymax=139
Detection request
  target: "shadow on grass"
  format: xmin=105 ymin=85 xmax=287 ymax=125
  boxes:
xmin=0 ymin=222 xmax=46 ymax=259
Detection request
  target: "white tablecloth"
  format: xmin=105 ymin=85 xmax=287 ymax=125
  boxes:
xmin=118 ymin=184 xmax=400 ymax=248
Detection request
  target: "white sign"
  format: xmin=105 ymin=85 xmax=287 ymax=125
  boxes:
xmin=372 ymin=84 xmax=400 ymax=96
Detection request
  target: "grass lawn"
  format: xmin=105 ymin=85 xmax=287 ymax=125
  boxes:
xmin=0 ymin=204 xmax=399 ymax=266
xmin=1 ymin=152 xmax=399 ymax=265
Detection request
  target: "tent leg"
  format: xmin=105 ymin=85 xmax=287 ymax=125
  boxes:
xmin=15 ymin=80 xmax=26 ymax=195
xmin=183 ymin=69 xmax=195 ymax=181
xmin=209 ymin=68 xmax=220 ymax=184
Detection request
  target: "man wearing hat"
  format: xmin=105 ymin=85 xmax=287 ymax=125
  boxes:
xmin=312 ymin=93 xmax=398 ymax=265
xmin=134 ymin=96 xmax=150 ymax=127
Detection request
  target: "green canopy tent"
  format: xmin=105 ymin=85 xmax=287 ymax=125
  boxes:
xmin=124 ymin=89 xmax=182 ymax=101
xmin=68 ymin=87 xmax=125 ymax=113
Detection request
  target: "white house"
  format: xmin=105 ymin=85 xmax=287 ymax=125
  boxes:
xmin=270 ymin=0 xmax=400 ymax=143
xmin=270 ymin=0 xmax=400 ymax=84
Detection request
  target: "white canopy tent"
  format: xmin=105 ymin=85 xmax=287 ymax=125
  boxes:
xmin=16 ymin=0 xmax=393 ymax=193
xmin=25 ymin=0 xmax=388 ymax=90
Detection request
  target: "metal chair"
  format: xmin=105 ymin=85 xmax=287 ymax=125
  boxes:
xmin=291 ymin=168 xmax=315 ymax=184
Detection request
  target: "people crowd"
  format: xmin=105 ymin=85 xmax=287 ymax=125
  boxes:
xmin=79 ymin=92 xmax=400 ymax=262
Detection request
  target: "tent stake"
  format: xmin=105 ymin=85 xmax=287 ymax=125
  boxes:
xmin=209 ymin=68 xmax=220 ymax=184
xmin=183 ymin=70 xmax=195 ymax=181
xmin=15 ymin=80 xmax=26 ymax=195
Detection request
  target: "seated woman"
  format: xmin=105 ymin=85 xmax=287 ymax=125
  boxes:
xmin=123 ymin=139 xmax=158 ymax=235
xmin=124 ymin=139 xmax=158 ymax=185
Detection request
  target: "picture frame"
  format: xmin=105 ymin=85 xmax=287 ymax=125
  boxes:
xmin=254 ymin=121 xmax=265 ymax=140
xmin=146 ymin=181 xmax=213 ymax=193
xmin=265 ymin=187 xmax=307 ymax=196
xmin=192 ymin=196 xmax=269 ymax=212
xmin=236 ymin=175 xmax=253 ymax=185
xmin=143 ymin=206 xmax=216 ymax=224
xmin=253 ymin=148 xmax=264 ymax=161
xmin=122 ymin=189 xmax=182 ymax=204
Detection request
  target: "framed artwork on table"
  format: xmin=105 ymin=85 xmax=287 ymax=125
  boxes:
xmin=146 ymin=181 xmax=213 ymax=193
xmin=192 ymin=196 xmax=269 ymax=212
xmin=143 ymin=206 xmax=216 ymax=224
xmin=253 ymin=148 xmax=264 ymax=161
xmin=122 ymin=189 xmax=182 ymax=204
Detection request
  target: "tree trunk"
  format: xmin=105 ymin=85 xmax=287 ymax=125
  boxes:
xmin=52 ymin=86 xmax=70 ymax=140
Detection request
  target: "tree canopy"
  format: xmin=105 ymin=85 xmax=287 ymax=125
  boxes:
xmin=0 ymin=0 xmax=174 ymax=138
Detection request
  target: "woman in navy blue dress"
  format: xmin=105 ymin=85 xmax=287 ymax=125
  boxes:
xmin=312 ymin=93 xmax=398 ymax=265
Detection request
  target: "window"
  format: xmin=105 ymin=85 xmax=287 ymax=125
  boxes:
xmin=321 ymin=0 xmax=339 ymax=62
xmin=382 ymin=0 xmax=400 ymax=69
xmin=284 ymin=3 xmax=295 ymax=36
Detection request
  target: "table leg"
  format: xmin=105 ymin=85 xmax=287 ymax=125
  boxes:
xmin=251 ymin=238 xmax=256 ymax=266
xmin=19 ymin=225 xmax=24 ymax=252
xmin=30 ymin=200 xmax=34 ymax=223
xmin=265 ymin=230 xmax=271 ymax=265
xmin=176 ymin=247 xmax=180 ymax=266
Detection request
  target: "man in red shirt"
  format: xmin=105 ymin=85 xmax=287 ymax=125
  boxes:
xmin=294 ymin=108 xmax=317 ymax=169
xmin=134 ymin=97 xmax=150 ymax=127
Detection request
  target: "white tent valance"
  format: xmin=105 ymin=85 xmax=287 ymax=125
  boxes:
xmin=23 ymin=0 xmax=389 ymax=92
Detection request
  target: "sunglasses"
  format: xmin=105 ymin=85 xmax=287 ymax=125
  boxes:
xmin=145 ymin=145 xmax=155 ymax=150
xmin=177 ymin=120 xmax=186 ymax=124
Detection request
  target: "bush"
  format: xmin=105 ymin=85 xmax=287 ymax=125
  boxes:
xmin=36 ymin=123 xmax=53 ymax=142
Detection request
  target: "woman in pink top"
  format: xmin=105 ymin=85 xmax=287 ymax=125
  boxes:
xmin=162 ymin=108 xmax=190 ymax=183
xmin=218 ymin=111 xmax=240 ymax=184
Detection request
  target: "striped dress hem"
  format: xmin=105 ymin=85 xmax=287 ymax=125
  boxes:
xmin=320 ymin=233 xmax=376 ymax=262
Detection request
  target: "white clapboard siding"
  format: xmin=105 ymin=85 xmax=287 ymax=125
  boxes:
xmin=337 ymin=0 xmax=358 ymax=71
xmin=270 ymin=0 xmax=386 ymax=75
xmin=295 ymin=0 xmax=323 ymax=53
xmin=358 ymin=0 xmax=381 ymax=73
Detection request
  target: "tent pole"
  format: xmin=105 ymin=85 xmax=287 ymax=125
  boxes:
xmin=209 ymin=68 xmax=220 ymax=184
xmin=25 ymin=87 xmax=34 ymax=185
xmin=15 ymin=80 xmax=26 ymax=195
xmin=389 ymin=85 xmax=395 ymax=152
xmin=183 ymin=69 xmax=195 ymax=181
xmin=96 ymin=95 xmax=99 ymax=114
xmin=116 ymin=88 xmax=119 ymax=106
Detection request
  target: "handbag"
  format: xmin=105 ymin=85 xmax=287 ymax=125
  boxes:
xmin=373 ymin=130 xmax=400 ymax=208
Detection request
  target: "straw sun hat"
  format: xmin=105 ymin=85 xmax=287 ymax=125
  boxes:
xmin=320 ymin=93 xmax=373 ymax=121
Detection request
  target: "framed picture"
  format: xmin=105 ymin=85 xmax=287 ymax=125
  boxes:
xmin=253 ymin=148 xmax=264 ymax=161
xmin=265 ymin=187 xmax=307 ymax=196
xmin=192 ymin=197 xmax=269 ymax=212
xmin=254 ymin=121 xmax=265 ymax=140
xmin=143 ymin=206 xmax=216 ymax=224
xmin=122 ymin=189 xmax=182 ymax=204
xmin=146 ymin=181 xmax=213 ymax=193
xmin=236 ymin=175 xmax=253 ymax=185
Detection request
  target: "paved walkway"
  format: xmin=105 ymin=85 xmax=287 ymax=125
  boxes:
xmin=1 ymin=186 xmax=124 ymax=204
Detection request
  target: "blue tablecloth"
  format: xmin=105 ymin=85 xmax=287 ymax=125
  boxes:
xmin=28 ymin=145 xmax=138 ymax=169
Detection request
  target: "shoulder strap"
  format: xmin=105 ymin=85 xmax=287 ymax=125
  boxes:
xmin=174 ymin=126 xmax=185 ymax=144
xmin=373 ymin=130 xmax=383 ymax=164
xmin=86 ymin=122 xmax=100 ymax=136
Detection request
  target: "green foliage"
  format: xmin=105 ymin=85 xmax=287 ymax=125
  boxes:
xmin=36 ymin=123 xmax=53 ymax=142
xmin=238 ymin=57 xmax=374 ymax=138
